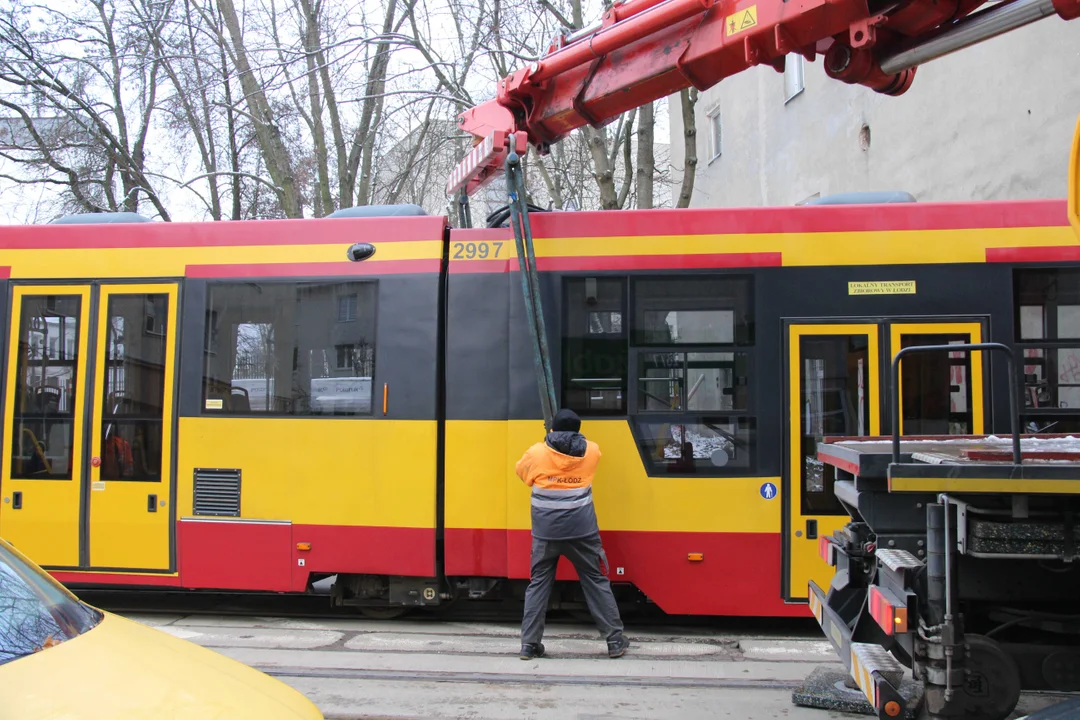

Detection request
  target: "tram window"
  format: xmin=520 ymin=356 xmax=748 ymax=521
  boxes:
xmin=799 ymin=334 xmax=870 ymax=515
xmin=1015 ymin=269 xmax=1080 ymax=340
xmin=1019 ymin=306 xmax=1044 ymax=340
xmin=1020 ymin=347 xmax=1080 ymax=410
xmin=1024 ymin=415 xmax=1080 ymax=434
xmin=896 ymin=334 xmax=974 ymax=435
xmin=1015 ymin=270 xmax=1080 ymax=428
xmin=637 ymin=351 xmax=749 ymax=412
xmin=633 ymin=416 xmax=755 ymax=474
xmin=632 ymin=276 xmax=753 ymax=346
xmin=99 ymin=293 xmax=170 ymax=482
xmin=202 ymin=281 xmax=377 ymax=416
xmin=9 ymin=295 xmax=82 ymax=480
xmin=562 ymin=277 xmax=628 ymax=415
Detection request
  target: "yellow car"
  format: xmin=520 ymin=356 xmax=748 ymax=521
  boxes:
xmin=0 ymin=537 xmax=323 ymax=719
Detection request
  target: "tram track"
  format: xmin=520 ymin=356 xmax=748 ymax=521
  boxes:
xmin=81 ymin=589 xmax=821 ymax=639
xmin=263 ymin=666 xmax=801 ymax=691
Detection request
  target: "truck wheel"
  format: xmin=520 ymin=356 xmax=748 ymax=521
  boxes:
xmin=961 ymin=634 xmax=1022 ymax=720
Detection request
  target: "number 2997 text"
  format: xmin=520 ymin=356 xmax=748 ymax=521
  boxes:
xmin=451 ymin=241 xmax=503 ymax=260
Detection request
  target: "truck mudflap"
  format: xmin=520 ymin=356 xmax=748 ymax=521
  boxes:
xmin=809 ymin=580 xmax=908 ymax=719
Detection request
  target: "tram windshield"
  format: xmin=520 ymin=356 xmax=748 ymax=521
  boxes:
xmin=0 ymin=538 xmax=101 ymax=665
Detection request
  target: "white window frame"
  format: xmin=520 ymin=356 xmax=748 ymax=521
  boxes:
xmin=706 ymin=105 xmax=722 ymax=163
xmin=784 ymin=54 xmax=805 ymax=104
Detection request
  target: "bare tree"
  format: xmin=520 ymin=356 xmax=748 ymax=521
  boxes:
xmin=139 ymin=0 xmax=230 ymax=218
xmin=676 ymin=88 xmax=698 ymax=208
xmin=0 ymin=0 xmax=170 ymax=219
xmin=0 ymin=0 xmax=697 ymax=221
xmin=215 ymin=0 xmax=303 ymax=217
xmin=637 ymin=102 xmax=655 ymax=209
xmin=349 ymin=0 xmax=402 ymax=208
xmin=519 ymin=0 xmax=680 ymax=212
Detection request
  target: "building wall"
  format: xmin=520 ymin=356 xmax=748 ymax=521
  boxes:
xmin=667 ymin=19 xmax=1080 ymax=208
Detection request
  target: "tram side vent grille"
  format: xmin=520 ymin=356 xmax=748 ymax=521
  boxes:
xmin=193 ymin=469 xmax=241 ymax=516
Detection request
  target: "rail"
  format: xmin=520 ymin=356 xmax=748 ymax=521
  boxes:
xmin=889 ymin=342 xmax=1021 ymax=465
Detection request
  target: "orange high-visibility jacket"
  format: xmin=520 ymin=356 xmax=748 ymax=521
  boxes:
xmin=515 ymin=437 xmax=601 ymax=540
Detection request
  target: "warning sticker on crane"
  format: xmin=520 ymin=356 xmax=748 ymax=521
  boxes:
xmin=725 ymin=5 xmax=758 ymax=37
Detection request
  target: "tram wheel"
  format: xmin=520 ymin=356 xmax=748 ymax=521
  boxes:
xmin=357 ymin=606 xmax=409 ymax=620
xmin=960 ymin=634 xmax=1022 ymax=720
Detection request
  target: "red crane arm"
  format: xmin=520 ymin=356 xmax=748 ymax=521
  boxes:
xmin=449 ymin=0 xmax=1078 ymax=196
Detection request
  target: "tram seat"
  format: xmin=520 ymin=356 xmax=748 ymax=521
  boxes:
xmin=34 ymin=387 xmax=61 ymax=413
xmin=202 ymin=386 xmax=252 ymax=413
xmin=227 ymin=390 xmax=250 ymax=413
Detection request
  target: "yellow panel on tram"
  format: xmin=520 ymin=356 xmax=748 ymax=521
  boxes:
xmin=1070 ymin=113 xmax=1079 ymax=242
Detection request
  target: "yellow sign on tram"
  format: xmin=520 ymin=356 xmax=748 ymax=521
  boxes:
xmin=848 ymin=280 xmax=916 ymax=295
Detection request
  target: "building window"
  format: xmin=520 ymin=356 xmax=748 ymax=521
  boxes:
xmin=629 ymin=275 xmax=755 ymax=476
xmin=202 ymin=281 xmax=377 ymax=416
xmin=707 ymin=106 xmax=722 ymax=162
xmin=336 ymin=344 xmax=353 ymax=369
xmin=784 ymin=54 xmax=805 ymax=103
xmin=144 ymin=295 xmax=168 ymax=336
xmin=562 ymin=277 xmax=628 ymax=415
xmin=337 ymin=294 xmax=358 ymax=323
xmin=1015 ymin=269 xmax=1080 ymax=432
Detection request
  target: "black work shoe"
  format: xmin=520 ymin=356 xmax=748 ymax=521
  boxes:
xmin=607 ymin=633 xmax=630 ymax=658
xmin=520 ymin=642 xmax=545 ymax=660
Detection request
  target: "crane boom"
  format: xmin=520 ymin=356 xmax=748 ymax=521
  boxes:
xmin=448 ymin=0 xmax=1079 ymax=196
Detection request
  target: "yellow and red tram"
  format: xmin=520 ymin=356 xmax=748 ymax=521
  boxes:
xmin=0 ymin=198 xmax=1076 ymax=617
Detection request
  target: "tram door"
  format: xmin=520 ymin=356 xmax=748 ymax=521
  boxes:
xmin=785 ymin=323 xmax=880 ymax=601
xmin=0 ymin=283 xmax=179 ymax=571
xmin=888 ymin=322 xmax=984 ymax=436
xmin=784 ymin=319 xmax=987 ymax=601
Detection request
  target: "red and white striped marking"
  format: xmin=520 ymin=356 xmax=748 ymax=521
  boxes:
xmin=446 ymin=131 xmax=528 ymax=196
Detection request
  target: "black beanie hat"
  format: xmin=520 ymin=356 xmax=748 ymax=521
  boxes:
xmin=551 ymin=408 xmax=581 ymax=433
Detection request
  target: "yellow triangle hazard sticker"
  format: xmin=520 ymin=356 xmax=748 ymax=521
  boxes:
xmin=725 ymin=4 xmax=758 ymax=36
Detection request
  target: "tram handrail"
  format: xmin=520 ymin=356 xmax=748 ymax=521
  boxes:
xmin=890 ymin=342 xmax=1021 ymax=466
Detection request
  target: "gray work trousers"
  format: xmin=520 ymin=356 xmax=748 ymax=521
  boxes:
xmin=521 ymin=533 xmax=624 ymax=645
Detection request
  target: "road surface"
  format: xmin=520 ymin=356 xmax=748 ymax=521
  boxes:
xmin=122 ymin=612 xmax=1069 ymax=720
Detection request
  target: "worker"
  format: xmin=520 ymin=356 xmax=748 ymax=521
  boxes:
xmin=515 ymin=408 xmax=630 ymax=660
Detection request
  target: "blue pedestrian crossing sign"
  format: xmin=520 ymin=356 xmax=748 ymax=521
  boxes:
xmin=760 ymin=482 xmax=777 ymax=500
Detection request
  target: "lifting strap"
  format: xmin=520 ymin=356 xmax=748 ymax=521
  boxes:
xmin=505 ymin=135 xmax=557 ymax=430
